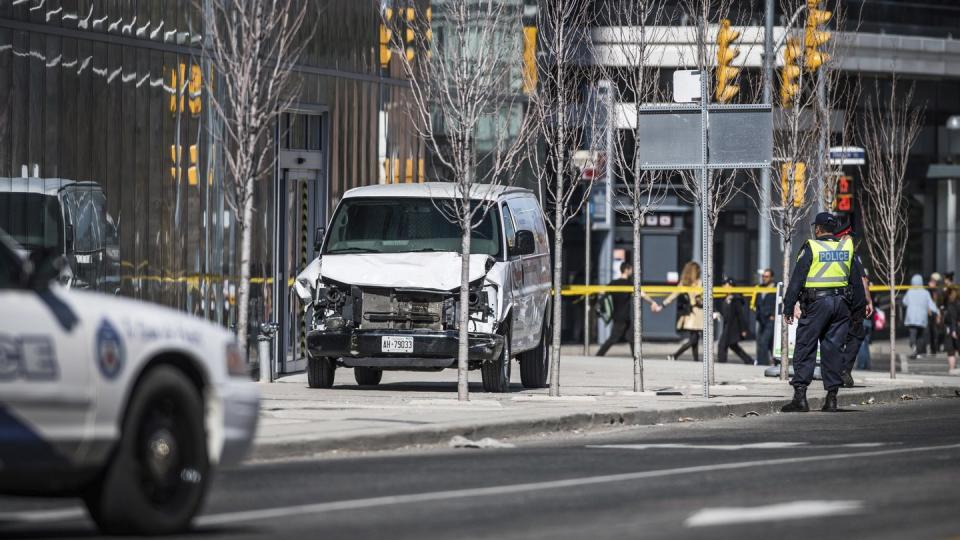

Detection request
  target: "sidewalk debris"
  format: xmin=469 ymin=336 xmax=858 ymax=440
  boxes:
xmin=448 ymin=436 xmax=515 ymax=449
xmin=900 ymin=394 xmax=917 ymax=401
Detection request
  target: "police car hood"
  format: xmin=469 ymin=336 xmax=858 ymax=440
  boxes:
xmin=314 ymin=252 xmax=494 ymax=292
xmin=67 ymin=288 xmax=234 ymax=342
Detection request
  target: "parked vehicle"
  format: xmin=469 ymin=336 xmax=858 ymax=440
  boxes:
xmin=0 ymin=177 xmax=121 ymax=292
xmin=295 ymin=183 xmax=552 ymax=392
xmin=0 ymin=229 xmax=259 ymax=534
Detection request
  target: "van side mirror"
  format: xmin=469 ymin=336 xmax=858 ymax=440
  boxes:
xmin=511 ymin=230 xmax=536 ymax=257
xmin=64 ymin=224 xmax=74 ymax=252
xmin=313 ymin=226 xmax=325 ymax=252
xmin=25 ymin=249 xmax=65 ymax=291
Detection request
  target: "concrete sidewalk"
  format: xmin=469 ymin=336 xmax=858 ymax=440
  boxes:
xmin=251 ymin=345 xmax=960 ymax=460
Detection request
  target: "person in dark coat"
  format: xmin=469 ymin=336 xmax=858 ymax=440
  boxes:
xmin=755 ymin=268 xmax=777 ymax=366
xmin=717 ymin=278 xmax=755 ymax=365
xmin=596 ymin=262 xmax=662 ymax=357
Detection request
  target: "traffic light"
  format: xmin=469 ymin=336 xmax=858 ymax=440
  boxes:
xmin=835 ymin=175 xmax=853 ymax=212
xmin=714 ymin=19 xmax=741 ymax=103
xmin=379 ymin=8 xmax=393 ymax=68
xmin=188 ymin=65 xmax=202 ymax=116
xmin=780 ymin=161 xmax=806 ymax=208
xmin=805 ymin=0 xmax=832 ymax=72
xmin=424 ymin=6 xmax=433 ymax=59
xmin=405 ymin=7 xmax=415 ymax=62
xmin=779 ymin=38 xmax=802 ymax=108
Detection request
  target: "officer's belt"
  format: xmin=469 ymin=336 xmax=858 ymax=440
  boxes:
xmin=806 ymin=287 xmax=845 ymax=299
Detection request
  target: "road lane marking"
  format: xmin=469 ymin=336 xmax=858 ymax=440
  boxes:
xmin=587 ymin=442 xmax=889 ymax=451
xmin=194 ymin=443 xmax=960 ymax=527
xmin=3 ymin=443 xmax=956 ymax=528
xmin=588 ymin=442 xmax=809 ymax=451
xmin=0 ymin=507 xmax=87 ymax=523
xmin=685 ymin=500 xmax=864 ymax=527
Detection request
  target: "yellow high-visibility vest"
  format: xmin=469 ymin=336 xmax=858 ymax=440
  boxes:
xmin=804 ymin=237 xmax=853 ymax=288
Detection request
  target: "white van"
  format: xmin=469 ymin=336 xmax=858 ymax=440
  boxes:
xmin=294 ymin=183 xmax=551 ymax=393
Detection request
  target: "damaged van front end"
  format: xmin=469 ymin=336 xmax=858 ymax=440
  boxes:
xmin=296 ymin=252 xmax=508 ymax=372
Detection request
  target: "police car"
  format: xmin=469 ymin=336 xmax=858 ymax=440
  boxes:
xmin=0 ymin=229 xmax=259 ymax=535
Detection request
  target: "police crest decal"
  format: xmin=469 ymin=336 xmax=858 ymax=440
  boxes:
xmin=96 ymin=320 xmax=125 ymax=379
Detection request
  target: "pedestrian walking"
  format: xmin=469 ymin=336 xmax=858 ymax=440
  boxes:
xmin=717 ymin=278 xmax=754 ymax=364
xmin=755 ymin=268 xmax=777 ymax=366
xmin=662 ymin=261 xmax=703 ymax=361
xmin=903 ymin=273 xmax=939 ymax=359
xmin=942 ymin=287 xmax=959 ymax=374
xmin=596 ymin=262 xmax=661 ymax=357
xmin=781 ymin=212 xmax=865 ymax=413
xmin=927 ymin=272 xmax=945 ymax=354
xmin=834 ymin=217 xmax=873 ymax=388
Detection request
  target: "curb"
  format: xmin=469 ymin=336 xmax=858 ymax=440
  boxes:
xmin=249 ymin=385 xmax=959 ymax=461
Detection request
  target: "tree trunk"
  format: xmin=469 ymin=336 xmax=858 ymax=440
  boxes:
xmin=236 ymin=179 xmax=256 ymax=359
xmin=632 ymin=212 xmax=643 ymax=392
xmin=889 ymin=274 xmax=897 ymax=380
xmin=458 ymin=217 xmax=473 ymax=401
xmin=549 ymin=226 xmax=564 ymax=397
xmin=779 ymin=236 xmax=792 ymax=380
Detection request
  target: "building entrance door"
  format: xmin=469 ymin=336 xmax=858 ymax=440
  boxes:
xmin=273 ymin=110 xmax=327 ymax=375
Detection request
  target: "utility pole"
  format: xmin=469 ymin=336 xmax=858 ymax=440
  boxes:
xmin=758 ymin=0 xmax=774 ymax=274
xmin=584 ymin=200 xmax=592 ymax=355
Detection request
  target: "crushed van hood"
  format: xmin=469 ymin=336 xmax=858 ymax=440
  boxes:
xmin=317 ymin=252 xmax=494 ymax=291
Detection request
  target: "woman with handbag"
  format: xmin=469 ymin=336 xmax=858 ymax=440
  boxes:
xmin=662 ymin=261 xmax=703 ymax=361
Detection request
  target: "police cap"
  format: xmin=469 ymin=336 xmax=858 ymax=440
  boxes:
xmin=813 ymin=212 xmax=838 ymax=229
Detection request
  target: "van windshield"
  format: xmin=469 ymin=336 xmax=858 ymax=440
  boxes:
xmin=324 ymin=197 xmax=502 ymax=258
xmin=0 ymin=192 xmax=63 ymax=252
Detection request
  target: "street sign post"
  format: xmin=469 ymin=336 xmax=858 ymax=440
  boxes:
xmin=635 ymin=96 xmax=773 ymax=398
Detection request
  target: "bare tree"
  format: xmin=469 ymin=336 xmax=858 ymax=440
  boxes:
xmin=201 ymin=0 xmax=309 ymax=356
xmin=389 ymin=0 xmax=533 ymax=400
xmin=595 ymin=0 xmax=670 ymax=392
xmin=860 ymin=77 xmax=924 ymax=380
xmin=526 ymin=0 xmax=601 ymax=397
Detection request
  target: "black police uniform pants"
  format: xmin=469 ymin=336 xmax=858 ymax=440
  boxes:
xmin=792 ymin=295 xmax=850 ymax=392
xmin=597 ymin=319 xmax=634 ymax=357
xmin=840 ymin=311 xmax=867 ymax=375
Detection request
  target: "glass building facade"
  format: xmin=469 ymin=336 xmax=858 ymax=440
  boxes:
xmin=0 ymin=1 xmax=421 ymax=360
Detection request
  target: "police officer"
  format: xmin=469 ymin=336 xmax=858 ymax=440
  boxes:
xmin=781 ymin=212 xmax=864 ymax=412
xmin=834 ymin=216 xmax=873 ymax=388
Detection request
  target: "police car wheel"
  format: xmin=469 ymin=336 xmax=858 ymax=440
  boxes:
xmin=354 ymin=366 xmax=383 ymax=386
xmin=481 ymin=326 xmax=511 ymax=393
xmin=307 ymin=355 xmax=336 ymax=388
xmin=84 ymin=366 xmax=208 ymax=535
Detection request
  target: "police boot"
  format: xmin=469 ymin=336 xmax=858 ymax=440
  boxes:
xmin=841 ymin=371 xmax=855 ymax=388
xmin=781 ymin=387 xmax=809 ymax=413
xmin=821 ymin=390 xmax=839 ymax=412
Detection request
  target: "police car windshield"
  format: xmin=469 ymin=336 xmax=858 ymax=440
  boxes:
xmin=324 ymin=197 xmax=502 ymax=258
xmin=0 ymin=193 xmax=63 ymax=252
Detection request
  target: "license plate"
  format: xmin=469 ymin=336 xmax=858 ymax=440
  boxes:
xmin=381 ymin=336 xmax=414 ymax=353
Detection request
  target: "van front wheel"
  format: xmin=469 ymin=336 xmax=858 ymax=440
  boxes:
xmin=481 ymin=329 xmax=511 ymax=393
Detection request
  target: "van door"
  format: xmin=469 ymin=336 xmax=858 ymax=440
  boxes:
xmin=500 ymin=202 xmax=525 ymax=347
xmin=509 ymin=196 xmax=550 ymax=352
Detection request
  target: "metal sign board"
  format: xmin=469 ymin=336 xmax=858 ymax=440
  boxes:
xmin=828 ymin=146 xmax=866 ymax=166
xmin=673 ymin=70 xmax=701 ymax=103
xmin=635 ymin=104 xmax=772 ymax=170
xmin=635 ymin=105 xmax=703 ymax=169
xmin=707 ymin=105 xmax=773 ymax=168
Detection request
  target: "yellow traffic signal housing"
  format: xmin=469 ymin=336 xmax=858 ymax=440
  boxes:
xmin=805 ymin=1 xmax=832 ymax=72
xmin=714 ymin=19 xmax=741 ymax=103
xmin=780 ymin=161 xmax=806 ymax=207
xmin=779 ymin=38 xmax=802 ymax=108
xmin=379 ymin=24 xmax=392 ymax=67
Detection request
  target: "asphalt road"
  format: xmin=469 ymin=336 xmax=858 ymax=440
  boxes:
xmin=2 ymin=397 xmax=959 ymax=540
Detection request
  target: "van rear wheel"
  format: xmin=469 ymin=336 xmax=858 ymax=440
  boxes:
xmin=520 ymin=323 xmax=550 ymax=389
xmin=481 ymin=328 xmax=511 ymax=393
